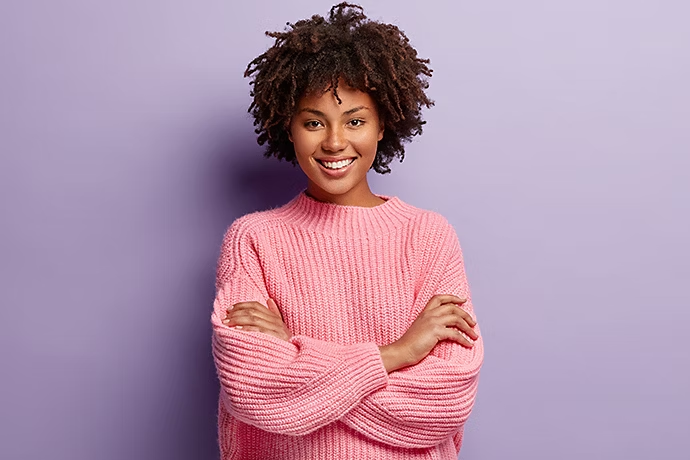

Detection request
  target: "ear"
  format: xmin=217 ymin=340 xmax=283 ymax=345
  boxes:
xmin=377 ymin=122 xmax=384 ymax=142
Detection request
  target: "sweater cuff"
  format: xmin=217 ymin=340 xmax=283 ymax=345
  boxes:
xmin=290 ymin=337 xmax=389 ymax=399
xmin=341 ymin=341 xmax=389 ymax=396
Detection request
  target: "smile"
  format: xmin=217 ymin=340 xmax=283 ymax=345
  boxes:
xmin=318 ymin=158 xmax=355 ymax=170
xmin=316 ymin=158 xmax=356 ymax=177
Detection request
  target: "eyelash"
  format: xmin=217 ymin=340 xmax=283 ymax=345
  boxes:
xmin=303 ymin=119 xmax=365 ymax=129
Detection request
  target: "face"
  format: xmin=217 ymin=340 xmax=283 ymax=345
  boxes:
xmin=288 ymin=80 xmax=384 ymax=206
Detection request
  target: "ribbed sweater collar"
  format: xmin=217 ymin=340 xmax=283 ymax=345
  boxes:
xmin=274 ymin=188 xmax=420 ymax=237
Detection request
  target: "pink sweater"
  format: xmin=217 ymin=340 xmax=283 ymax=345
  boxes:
xmin=210 ymin=189 xmax=483 ymax=460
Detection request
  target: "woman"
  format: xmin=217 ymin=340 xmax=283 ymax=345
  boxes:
xmin=211 ymin=3 xmax=483 ymax=459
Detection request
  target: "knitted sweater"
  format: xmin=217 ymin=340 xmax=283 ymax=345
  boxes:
xmin=210 ymin=189 xmax=483 ymax=460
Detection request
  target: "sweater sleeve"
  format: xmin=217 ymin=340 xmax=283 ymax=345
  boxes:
xmin=339 ymin=219 xmax=484 ymax=448
xmin=210 ymin=217 xmax=389 ymax=436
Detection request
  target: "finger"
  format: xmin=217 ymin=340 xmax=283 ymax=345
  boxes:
xmin=266 ymin=298 xmax=283 ymax=319
xmin=225 ymin=304 xmax=264 ymax=321
xmin=226 ymin=303 xmax=276 ymax=322
xmin=233 ymin=325 xmax=263 ymax=333
xmin=431 ymin=294 xmax=467 ymax=309
xmin=440 ymin=327 xmax=475 ymax=348
xmin=457 ymin=307 xmax=476 ymax=327
xmin=438 ymin=302 xmax=476 ymax=328
xmin=435 ymin=306 xmax=479 ymax=340
xmin=455 ymin=318 xmax=479 ymax=340
xmin=226 ymin=308 xmax=280 ymax=327
xmin=227 ymin=301 xmax=266 ymax=313
xmin=446 ymin=309 xmax=479 ymax=340
xmin=227 ymin=314 xmax=283 ymax=332
xmin=453 ymin=307 xmax=477 ymax=328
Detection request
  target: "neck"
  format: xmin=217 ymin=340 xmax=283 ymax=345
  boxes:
xmin=305 ymin=181 xmax=384 ymax=208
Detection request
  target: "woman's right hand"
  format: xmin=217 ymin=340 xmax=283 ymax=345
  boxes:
xmin=379 ymin=294 xmax=478 ymax=373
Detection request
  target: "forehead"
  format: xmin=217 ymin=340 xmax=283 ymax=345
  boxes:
xmin=296 ymin=83 xmax=376 ymax=111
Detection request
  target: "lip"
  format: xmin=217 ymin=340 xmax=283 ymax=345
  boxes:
xmin=316 ymin=157 xmax=356 ymax=178
xmin=315 ymin=157 xmax=356 ymax=162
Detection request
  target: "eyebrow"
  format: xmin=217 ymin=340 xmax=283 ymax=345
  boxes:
xmin=298 ymin=106 xmax=369 ymax=117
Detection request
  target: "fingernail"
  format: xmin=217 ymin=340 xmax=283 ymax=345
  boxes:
xmin=222 ymin=319 xmax=229 ymax=324
xmin=235 ymin=326 xmax=243 ymax=329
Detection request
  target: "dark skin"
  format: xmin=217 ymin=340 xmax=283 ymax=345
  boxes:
xmin=244 ymin=3 xmax=434 ymax=175
xmin=222 ymin=294 xmax=478 ymax=373
xmin=230 ymin=5 xmax=475 ymax=375
xmin=223 ymin=298 xmax=293 ymax=342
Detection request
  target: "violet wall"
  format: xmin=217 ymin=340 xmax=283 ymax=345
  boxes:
xmin=2 ymin=1 xmax=688 ymax=459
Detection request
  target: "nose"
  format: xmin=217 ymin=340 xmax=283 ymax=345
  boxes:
xmin=321 ymin=126 xmax=347 ymax=152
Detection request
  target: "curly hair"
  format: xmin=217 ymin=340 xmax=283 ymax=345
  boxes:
xmin=244 ymin=2 xmax=434 ymax=174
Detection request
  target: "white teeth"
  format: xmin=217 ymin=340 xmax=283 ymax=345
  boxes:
xmin=321 ymin=158 xmax=354 ymax=170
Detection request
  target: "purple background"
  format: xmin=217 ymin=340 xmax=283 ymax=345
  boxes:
xmin=2 ymin=1 xmax=689 ymax=459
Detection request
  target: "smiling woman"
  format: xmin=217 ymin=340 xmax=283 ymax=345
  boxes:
xmin=288 ymin=79 xmax=385 ymax=206
xmin=243 ymin=3 xmax=433 ymax=177
xmin=210 ymin=3 xmax=483 ymax=460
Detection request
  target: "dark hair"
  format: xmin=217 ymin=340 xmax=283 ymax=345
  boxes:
xmin=244 ymin=2 xmax=434 ymax=174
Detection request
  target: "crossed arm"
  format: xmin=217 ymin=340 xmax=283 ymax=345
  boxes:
xmin=210 ymin=218 xmax=484 ymax=448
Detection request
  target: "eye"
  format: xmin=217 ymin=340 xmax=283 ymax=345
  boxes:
xmin=304 ymin=120 xmax=323 ymax=129
xmin=348 ymin=119 xmax=365 ymax=127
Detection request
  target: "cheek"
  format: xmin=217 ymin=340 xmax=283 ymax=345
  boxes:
xmin=352 ymin=129 xmax=382 ymax=151
xmin=290 ymin=131 xmax=317 ymax=156
xmin=288 ymin=127 xmax=302 ymax=146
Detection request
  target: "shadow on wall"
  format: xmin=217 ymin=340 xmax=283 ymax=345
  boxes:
xmin=179 ymin=121 xmax=304 ymax=460
xmin=209 ymin=127 xmax=307 ymax=219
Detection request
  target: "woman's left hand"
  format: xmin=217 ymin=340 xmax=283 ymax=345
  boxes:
xmin=222 ymin=298 xmax=292 ymax=342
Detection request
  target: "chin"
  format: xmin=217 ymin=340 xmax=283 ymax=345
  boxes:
xmin=311 ymin=182 xmax=354 ymax=197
